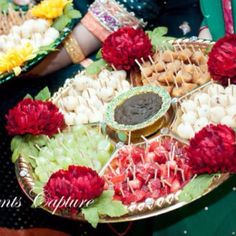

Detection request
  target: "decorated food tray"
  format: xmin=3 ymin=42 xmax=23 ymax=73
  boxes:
xmin=6 ymin=27 xmax=236 ymax=228
xmin=0 ymin=0 xmax=81 ymax=84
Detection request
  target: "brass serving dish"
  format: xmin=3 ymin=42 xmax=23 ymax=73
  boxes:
xmin=15 ymin=133 xmax=230 ymax=223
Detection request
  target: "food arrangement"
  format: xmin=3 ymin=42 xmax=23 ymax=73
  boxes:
xmin=103 ymin=136 xmax=192 ymax=208
xmin=174 ymin=83 xmax=236 ymax=140
xmin=53 ymin=70 xmax=131 ymax=125
xmin=0 ymin=0 xmax=81 ymax=82
xmin=6 ymin=28 xmax=236 ymax=226
xmin=133 ymin=42 xmax=211 ymax=97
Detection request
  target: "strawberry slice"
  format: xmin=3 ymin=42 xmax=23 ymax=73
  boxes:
xmin=170 ymin=178 xmax=181 ymax=193
xmin=111 ymin=174 xmax=125 ymax=184
xmin=129 ymin=179 xmax=142 ymax=190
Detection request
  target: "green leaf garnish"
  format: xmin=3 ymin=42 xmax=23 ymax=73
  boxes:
xmin=85 ymin=59 xmax=107 ymax=75
xmin=179 ymin=174 xmax=217 ymax=202
xmin=34 ymin=87 xmax=51 ymax=101
xmin=146 ymin=27 xmax=175 ymax=50
xmin=82 ymin=190 xmax=128 ymax=228
xmin=53 ymin=15 xmax=71 ymax=32
xmin=96 ymin=49 xmax=102 ymax=59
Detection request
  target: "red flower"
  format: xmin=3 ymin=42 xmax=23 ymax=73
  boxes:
xmin=6 ymin=98 xmax=65 ymax=136
xmin=102 ymin=27 xmax=152 ymax=70
xmin=208 ymin=34 xmax=236 ymax=85
xmin=44 ymin=166 xmax=104 ymax=211
xmin=187 ymin=124 xmax=236 ymax=174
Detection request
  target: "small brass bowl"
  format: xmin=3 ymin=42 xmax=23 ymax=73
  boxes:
xmin=105 ymin=86 xmax=172 ymax=143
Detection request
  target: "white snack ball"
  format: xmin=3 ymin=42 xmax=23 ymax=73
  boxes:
xmin=64 ymin=112 xmax=76 ymax=126
xmin=77 ymin=96 xmax=87 ymax=106
xmin=210 ymin=106 xmax=226 ymax=123
xmin=197 ymin=105 xmax=210 ymax=118
xmin=88 ymin=110 xmax=103 ymax=123
xmin=119 ymin=80 xmax=131 ymax=91
xmin=73 ymin=76 xmax=91 ymax=91
xmin=34 ymin=19 xmax=50 ymax=33
xmin=228 ymin=95 xmax=236 ymax=105
xmin=31 ymin=33 xmax=43 ymax=48
xmin=98 ymin=69 xmax=111 ymax=80
xmin=111 ymin=70 xmax=127 ymax=81
xmin=108 ymin=77 xmax=118 ymax=89
xmin=62 ymin=96 xmax=78 ymax=111
xmin=44 ymin=28 xmax=60 ymax=41
xmin=225 ymin=85 xmax=236 ymax=96
xmin=181 ymin=100 xmax=196 ymax=112
xmin=82 ymin=89 xmax=91 ymax=100
xmin=193 ymin=93 xmax=210 ymax=105
xmin=181 ymin=111 xmax=198 ymax=124
xmin=194 ymin=117 xmax=209 ymax=132
xmin=42 ymin=36 xmax=55 ymax=46
xmin=87 ymin=88 xmax=97 ymax=97
xmin=75 ymin=114 xmax=89 ymax=125
xmin=207 ymin=84 xmax=225 ymax=96
xmin=99 ymin=87 xmax=114 ymax=102
xmin=221 ymin=116 xmax=236 ymax=128
xmin=211 ymin=94 xmax=228 ymax=106
xmin=89 ymin=95 xmax=103 ymax=109
xmin=176 ymin=123 xmax=195 ymax=139
xmin=226 ymin=105 xmax=236 ymax=116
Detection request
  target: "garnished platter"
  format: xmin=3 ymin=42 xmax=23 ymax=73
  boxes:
xmin=7 ymin=27 xmax=236 ymax=228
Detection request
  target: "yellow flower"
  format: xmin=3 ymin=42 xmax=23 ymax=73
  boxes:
xmin=31 ymin=0 xmax=72 ymax=20
xmin=0 ymin=43 xmax=36 ymax=76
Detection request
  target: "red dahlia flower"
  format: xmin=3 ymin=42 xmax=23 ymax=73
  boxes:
xmin=102 ymin=27 xmax=152 ymax=70
xmin=44 ymin=166 xmax=104 ymax=211
xmin=187 ymin=124 xmax=236 ymax=174
xmin=5 ymin=98 xmax=65 ymax=136
xmin=208 ymin=34 xmax=236 ymax=85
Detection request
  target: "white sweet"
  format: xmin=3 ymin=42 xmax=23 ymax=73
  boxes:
xmin=64 ymin=113 xmax=76 ymax=126
xmin=89 ymin=110 xmax=103 ymax=123
xmin=225 ymin=85 xmax=236 ymax=96
xmin=111 ymin=70 xmax=127 ymax=81
xmin=31 ymin=33 xmax=43 ymax=48
xmin=44 ymin=28 xmax=60 ymax=41
xmin=87 ymin=88 xmax=97 ymax=97
xmin=207 ymin=84 xmax=225 ymax=96
xmin=193 ymin=93 xmax=210 ymax=105
xmin=176 ymin=123 xmax=195 ymax=139
xmin=62 ymin=96 xmax=78 ymax=111
xmin=89 ymin=95 xmax=103 ymax=109
xmin=211 ymin=94 xmax=228 ymax=106
xmin=181 ymin=111 xmax=198 ymax=124
xmin=74 ymin=114 xmax=89 ymax=125
xmin=194 ymin=117 xmax=209 ymax=132
xmin=99 ymin=87 xmax=114 ymax=102
xmin=221 ymin=116 xmax=236 ymax=127
xmin=210 ymin=106 xmax=226 ymax=123
xmin=74 ymin=76 xmax=90 ymax=91
xmin=10 ymin=25 xmax=21 ymax=35
xmin=181 ymin=100 xmax=196 ymax=112
xmin=228 ymin=95 xmax=236 ymax=105
xmin=82 ymin=90 xmax=91 ymax=100
xmin=42 ymin=36 xmax=55 ymax=47
xmin=33 ymin=19 xmax=50 ymax=33
xmin=98 ymin=69 xmax=111 ymax=80
xmin=226 ymin=105 xmax=236 ymax=116
xmin=197 ymin=105 xmax=210 ymax=118
xmin=21 ymin=24 xmax=33 ymax=39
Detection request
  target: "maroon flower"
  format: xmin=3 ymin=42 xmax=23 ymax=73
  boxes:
xmin=102 ymin=27 xmax=152 ymax=70
xmin=6 ymin=98 xmax=65 ymax=136
xmin=44 ymin=166 xmax=104 ymax=211
xmin=187 ymin=124 xmax=236 ymax=174
xmin=208 ymin=34 xmax=236 ymax=85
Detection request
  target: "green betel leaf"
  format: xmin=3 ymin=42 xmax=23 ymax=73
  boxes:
xmin=153 ymin=27 xmax=168 ymax=37
xmin=66 ymin=9 xmax=81 ymax=19
xmin=53 ymin=15 xmax=71 ymax=32
xmin=82 ymin=207 xmax=99 ymax=228
xmin=86 ymin=59 xmax=107 ymax=75
xmin=96 ymin=49 xmax=102 ymax=59
xmin=11 ymin=136 xmax=24 ymax=151
xmin=0 ymin=0 xmax=10 ymax=12
xmin=179 ymin=174 xmax=216 ymax=202
xmin=24 ymin=94 xmax=33 ymax=99
xmin=81 ymin=190 xmax=127 ymax=228
xmin=35 ymin=87 xmax=51 ymax=101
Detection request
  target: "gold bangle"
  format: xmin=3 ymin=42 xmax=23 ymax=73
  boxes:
xmin=63 ymin=33 xmax=85 ymax=64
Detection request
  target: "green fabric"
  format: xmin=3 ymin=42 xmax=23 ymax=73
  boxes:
xmin=200 ymin=0 xmax=236 ymax=40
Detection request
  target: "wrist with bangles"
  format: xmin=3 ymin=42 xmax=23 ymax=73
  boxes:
xmin=63 ymin=32 xmax=86 ymax=64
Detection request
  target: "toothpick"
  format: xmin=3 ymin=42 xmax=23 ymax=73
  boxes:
xmin=154 ymin=169 xmax=158 ymax=180
xmin=228 ymin=78 xmax=231 ymax=87
xmin=35 ymin=144 xmax=41 ymax=151
xmin=128 ymin=131 xmax=132 ymax=145
xmin=127 ymin=178 xmax=135 ymax=194
xmin=108 ymin=164 xmax=117 ymax=176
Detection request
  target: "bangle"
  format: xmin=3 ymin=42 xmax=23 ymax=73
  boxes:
xmin=82 ymin=0 xmax=146 ymax=42
xmin=63 ymin=33 xmax=85 ymax=64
